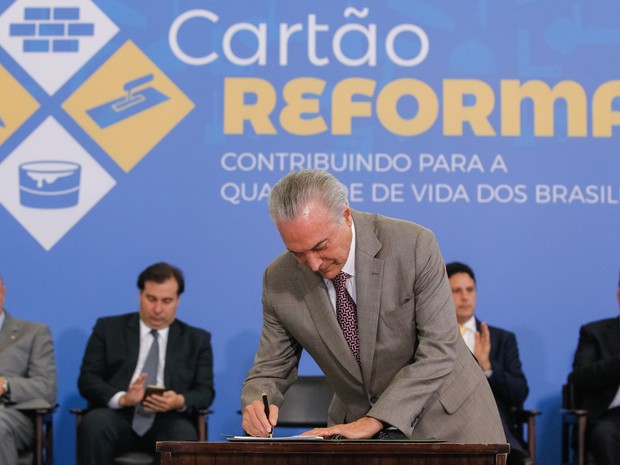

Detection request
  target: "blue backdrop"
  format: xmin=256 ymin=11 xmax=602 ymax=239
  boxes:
xmin=1 ymin=1 xmax=619 ymax=464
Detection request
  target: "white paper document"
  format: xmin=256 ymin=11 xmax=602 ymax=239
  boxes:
xmin=225 ymin=435 xmax=325 ymax=441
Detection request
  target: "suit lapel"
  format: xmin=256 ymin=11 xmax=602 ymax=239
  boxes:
xmin=477 ymin=319 xmax=500 ymax=362
xmin=125 ymin=315 xmax=141 ymax=382
xmin=0 ymin=312 xmax=21 ymax=354
xmin=351 ymin=211 xmax=384 ymax=387
xmin=164 ymin=320 xmax=182 ymax=386
xmin=603 ymin=318 xmax=620 ymax=355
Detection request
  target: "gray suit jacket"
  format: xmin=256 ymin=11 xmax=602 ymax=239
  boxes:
xmin=0 ymin=310 xmax=57 ymax=408
xmin=242 ymin=210 xmax=505 ymax=443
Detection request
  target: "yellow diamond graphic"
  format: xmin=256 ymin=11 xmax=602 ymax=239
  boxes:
xmin=62 ymin=40 xmax=194 ymax=172
xmin=0 ymin=64 xmax=40 ymax=145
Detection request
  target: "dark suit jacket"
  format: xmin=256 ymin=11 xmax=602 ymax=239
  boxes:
xmin=243 ymin=210 xmax=505 ymax=443
xmin=571 ymin=317 xmax=620 ymax=422
xmin=78 ymin=313 xmax=214 ymax=415
xmin=477 ymin=319 xmax=529 ymax=453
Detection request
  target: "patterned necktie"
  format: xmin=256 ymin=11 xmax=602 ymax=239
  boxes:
xmin=332 ymin=271 xmax=360 ymax=362
xmin=132 ymin=329 xmax=159 ymax=436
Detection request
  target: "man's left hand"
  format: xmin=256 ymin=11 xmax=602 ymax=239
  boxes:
xmin=301 ymin=416 xmax=383 ymax=439
xmin=0 ymin=376 xmax=6 ymax=397
xmin=142 ymin=390 xmax=185 ymax=412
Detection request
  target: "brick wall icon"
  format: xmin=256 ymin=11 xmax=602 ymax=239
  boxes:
xmin=9 ymin=7 xmax=94 ymax=53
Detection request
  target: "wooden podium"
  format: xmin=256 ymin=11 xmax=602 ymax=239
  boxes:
xmin=157 ymin=441 xmax=510 ymax=465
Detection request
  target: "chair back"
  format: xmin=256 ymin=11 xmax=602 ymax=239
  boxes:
xmin=17 ymin=404 xmax=56 ymax=465
xmin=510 ymin=407 xmax=541 ymax=463
xmin=561 ymin=374 xmax=589 ymax=465
xmin=563 ymin=374 xmax=583 ymax=410
xmin=277 ymin=376 xmax=333 ymax=428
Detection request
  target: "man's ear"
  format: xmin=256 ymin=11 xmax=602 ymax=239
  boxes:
xmin=343 ymin=205 xmax=352 ymax=226
xmin=0 ymin=282 xmax=6 ymax=307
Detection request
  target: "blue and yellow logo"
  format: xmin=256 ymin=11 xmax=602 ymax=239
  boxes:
xmin=63 ymin=40 xmax=194 ymax=172
xmin=0 ymin=1 xmax=194 ymax=250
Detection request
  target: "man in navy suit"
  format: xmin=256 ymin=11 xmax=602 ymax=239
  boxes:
xmin=570 ymin=273 xmax=620 ymax=465
xmin=447 ymin=262 xmax=530 ymax=465
xmin=77 ymin=262 xmax=214 ymax=465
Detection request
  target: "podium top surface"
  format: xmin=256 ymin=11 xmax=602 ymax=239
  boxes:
xmin=157 ymin=440 xmax=510 ymax=455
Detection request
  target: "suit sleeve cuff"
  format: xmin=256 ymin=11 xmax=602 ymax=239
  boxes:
xmin=108 ymin=391 xmax=126 ymax=409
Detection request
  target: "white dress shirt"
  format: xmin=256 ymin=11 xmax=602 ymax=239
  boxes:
xmin=107 ymin=320 xmax=170 ymax=409
xmin=459 ymin=315 xmax=477 ymax=353
xmin=324 ymin=221 xmax=357 ymax=312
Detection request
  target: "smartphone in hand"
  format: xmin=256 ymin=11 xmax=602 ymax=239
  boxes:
xmin=142 ymin=385 xmax=166 ymax=401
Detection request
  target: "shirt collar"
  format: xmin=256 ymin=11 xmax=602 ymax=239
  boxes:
xmin=139 ymin=319 xmax=170 ymax=339
xmin=341 ymin=219 xmax=356 ymax=278
xmin=462 ymin=314 xmax=476 ymax=332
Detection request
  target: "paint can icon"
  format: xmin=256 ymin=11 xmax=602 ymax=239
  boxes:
xmin=19 ymin=161 xmax=81 ymax=208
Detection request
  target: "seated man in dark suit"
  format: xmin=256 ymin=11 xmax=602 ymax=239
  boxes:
xmin=0 ymin=273 xmax=57 ymax=465
xmin=570 ymin=272 xmax=620 ymax=465
xmin=77 ymin=262 xmax=215 ymax=465
xmin=447 ymin=262 xmax=531 ymax=465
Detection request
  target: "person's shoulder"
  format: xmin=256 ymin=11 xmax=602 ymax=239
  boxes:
xmin=93 ymin=312 xmax=138 ymax=327
xmin=353 ymin=209 xmax=427 ymax=229
xmin=353 ymin=209 xmax=432 ymax=238
xmin=485 ymin=322 xmax=517 ymax=340
xmin=173 ymin=318 xmax=211 ymax=338
xmin=265 ymin=249 xmax=299 ymax=274
xmin=4 ymin=311 xmax=50 ymax=331
xmin=581 ymin=317 xmax=618 ymax=332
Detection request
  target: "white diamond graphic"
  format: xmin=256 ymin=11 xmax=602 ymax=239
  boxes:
xmin=0 ymin=117 xmax=116 ymax=250
xmin=0 ymin=0 xmax=118 ymax=95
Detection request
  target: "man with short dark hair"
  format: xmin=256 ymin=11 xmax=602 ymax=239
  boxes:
xmin=77 ymin=262 xmax=214 ymax=465
xmin=570 ymin=273 xmax=620 ymax=465
xmin=446 ymin=261 xmax=530 ymax=465
xmin=0 ymin=273 xmax=57 ymax=465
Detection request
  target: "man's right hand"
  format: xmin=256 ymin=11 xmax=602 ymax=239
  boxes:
xmin=119 ymin=373 xmax=148 ymax=408
xmin=241 ymin=399 xmax=279 ymax=437
xmin=474 ymin=322 xmax=492 ymax=372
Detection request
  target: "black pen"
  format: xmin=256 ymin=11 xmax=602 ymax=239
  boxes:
xmin=262 ymin=393 xmax=273 ymax=438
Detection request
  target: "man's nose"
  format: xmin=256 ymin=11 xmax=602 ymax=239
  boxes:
xmin=306 ymin=253 xmax=322 ymax=272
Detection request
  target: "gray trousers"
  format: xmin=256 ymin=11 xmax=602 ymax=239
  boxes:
xmin=0 ymin=406 xmax=33 ymax=465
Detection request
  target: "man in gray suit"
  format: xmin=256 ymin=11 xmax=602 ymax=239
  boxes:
xmin=241 ymin=169 xmax=505 ymax=442
xmin=0 ymin=273 xmax=57 ymax=465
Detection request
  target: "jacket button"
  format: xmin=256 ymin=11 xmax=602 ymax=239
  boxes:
xmin=370 ymin=396 xmax=378 ymax=404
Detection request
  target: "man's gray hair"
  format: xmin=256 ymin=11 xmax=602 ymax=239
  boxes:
xmin=269 ymin=169 xmax=348 ymax=224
